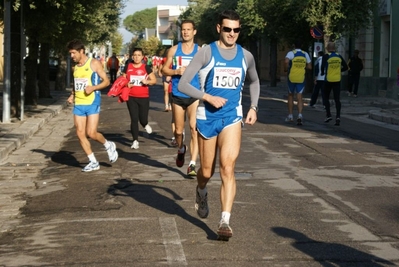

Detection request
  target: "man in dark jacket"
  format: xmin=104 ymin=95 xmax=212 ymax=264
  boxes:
xmin=347 ymin=49 xmax=363 ymax=97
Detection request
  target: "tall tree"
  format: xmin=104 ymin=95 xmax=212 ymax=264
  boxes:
xmin=123 ymin=8 xmax=157 ymax=38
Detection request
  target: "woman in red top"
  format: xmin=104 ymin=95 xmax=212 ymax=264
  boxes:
xmin=124 ymin=48 xmax=157 ymax=149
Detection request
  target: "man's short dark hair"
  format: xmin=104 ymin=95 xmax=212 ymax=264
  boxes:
xmin=67 ymin=39 xmax=85 ymax=52
xmin=181 ymin=20 xmax=196 ymax=30
xmin=318 ymin=51 xmax=324 ymax=57
xmin=218 ymin=10 xmax=240 ymax=26
xmin=294 ymin=40 xmax=302 ymax=49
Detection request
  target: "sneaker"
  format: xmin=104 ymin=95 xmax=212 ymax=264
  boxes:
xmin=285 ymin=116 xmax=293 ymax=122
xmin=335 ymin=118 xmax=341 ymax=126
xmin=171 ymin=137 xmax=178 ymax=147
xmin=347 ymin=92 xmax=352 ymax=96
xmin=353 ymin=94 xmax=357 ymax=98
xmin=176 ymin=145 xmax=186 ymax=167
xmin=106 ymin=141 xmax=118 ymax=163
xmin=297 ymin=117 xmax=303 ymax=126
xmin=309 ymin=104 xmax=315 ymax=108
xmin=195 ymin=186 xmax=209 ymax=218
xmin=82 ymin=161 xmax=100 ymax=172
xmin=144 ymin=124 xmax=152 ymax=134
xmin=131 ymin=140 xmax=139 ymax=149
xmin=187 ymin=164 xmax=197 ymax=176
xmin=324 ymin=117 xmax=332 ymax=123
xmin=217 ymin=221 xmax=233 ymax=241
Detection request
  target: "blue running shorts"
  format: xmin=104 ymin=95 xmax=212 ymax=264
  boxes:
xmin=287 ymin=80 xmax=305 ymax=94
xmin=197 ymin=116 xmax=242 ymax=139
xmin=73 ymin=104 xmax=100 ymax=116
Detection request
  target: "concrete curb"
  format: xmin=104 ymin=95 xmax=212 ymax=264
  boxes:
xmin=369 ymin=109 xmax=399 ymax=125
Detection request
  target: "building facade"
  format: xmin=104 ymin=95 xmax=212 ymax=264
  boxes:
xmin=156 ymin=5 xmax=188 ymax=47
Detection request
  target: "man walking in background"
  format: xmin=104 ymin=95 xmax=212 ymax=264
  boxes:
xmin=347 ymin=49 xmax=363 ymax=97
xmin=309 ymin=51 xmax=326 ymax=108
xmin=107 ymin=52 xmax=120 ymax=84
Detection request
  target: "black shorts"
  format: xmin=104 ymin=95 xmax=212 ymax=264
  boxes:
xmin=171 ymin=95 xmax=198 ymax=109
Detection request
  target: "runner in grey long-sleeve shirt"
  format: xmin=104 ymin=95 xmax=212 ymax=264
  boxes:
xmin=177 ymin=9 xmax=260 ymax=241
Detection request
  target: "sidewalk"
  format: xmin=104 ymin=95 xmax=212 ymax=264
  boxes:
xmin=0 ymin=82 xmax=71 ymax=163
xmin=1 ymin=81 xmax=399 ymax=163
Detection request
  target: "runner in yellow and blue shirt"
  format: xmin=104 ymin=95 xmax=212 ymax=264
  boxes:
xmin=321 ymin=42 xmax=348 ymax=126
xmin=284 ymin=41 xmax=312 ymax=125
xmin=66 ymin=39 xmax=118 ymax=172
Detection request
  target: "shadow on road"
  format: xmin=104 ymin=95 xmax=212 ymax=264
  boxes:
xmin=107 ymin=178 xmax=218 ymax=240
xmin=272 ymin=227 xmax=395 ymax=266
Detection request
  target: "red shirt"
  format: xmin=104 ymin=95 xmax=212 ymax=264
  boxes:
xmin=125 ymin=63 xmax=152 ymax=98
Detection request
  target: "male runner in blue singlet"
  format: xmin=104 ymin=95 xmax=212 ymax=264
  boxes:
xmin=178 ymin=10 xmax=260 ymax=241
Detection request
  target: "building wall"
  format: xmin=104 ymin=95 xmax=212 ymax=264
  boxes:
xmin=156 ymin=5 xmax=187 ymax=44
xmin=0 ymin=26 xmax=4 ymax=81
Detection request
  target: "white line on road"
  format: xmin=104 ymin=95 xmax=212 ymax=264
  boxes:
xmin=159 ymin=217 xmax=187 ymax=266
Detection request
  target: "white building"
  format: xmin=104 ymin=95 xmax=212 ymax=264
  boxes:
xmin=156 ymin=5 xmax=188 ymax=46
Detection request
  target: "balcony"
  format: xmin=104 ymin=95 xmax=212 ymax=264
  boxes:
xmin=158 ymin=25 xmax=170 ymax=34
xmin=158 ymin=10 xmax=169 ymax=18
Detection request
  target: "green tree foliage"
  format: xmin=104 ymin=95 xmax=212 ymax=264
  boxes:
xmin=123 ymin=7 xmax=157 ymax=37
xmin=304 ymin=0 xmax=378 ymax=43
xmin=111 ymin=32 xmax=124 ymax=55
xmin=137 ymin=36 xmax=162 ymax=56
xmin=181 ymin=0 xmax=238 ymax=44
xmin=0 ymin=0 xmax=125 ymax=109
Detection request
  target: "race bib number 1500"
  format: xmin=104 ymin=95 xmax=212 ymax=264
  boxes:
xmin=212 ymin=67 xmax=242 ymax=89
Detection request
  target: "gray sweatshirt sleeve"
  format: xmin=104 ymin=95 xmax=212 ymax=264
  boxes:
xmin=243 ymin=49 xmax=260 ymax=107
xmin=177 ymin=47 xmax=211 ymax=99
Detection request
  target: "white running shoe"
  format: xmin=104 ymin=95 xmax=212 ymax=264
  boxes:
xmin=82 ymin=161 xmax=100 ymax=172
xmin=106 ymin=141 xmax=118 ymax=163
xmin=217 ymin=220 xmax=233 ymax=241
xmin=285 ymin=116 xmax=293 ymax=122
xmin=131 ymin=140 xmax=139 ymax=149
xmin=144 ymin=124 xmax=152 ymax=134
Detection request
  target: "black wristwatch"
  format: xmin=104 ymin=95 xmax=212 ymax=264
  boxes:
xmin=250 ymin=105 xmax=258 ymax=112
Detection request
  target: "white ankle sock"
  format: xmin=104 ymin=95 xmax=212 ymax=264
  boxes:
xmin=88 ymin=153 xmax=97 ymax=163
xmin=103 ymin=140 xmax=110 ymax=149
xmin=221 ymin=211 xmax=231 ymax=224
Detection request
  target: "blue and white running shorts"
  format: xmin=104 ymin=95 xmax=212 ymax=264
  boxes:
xmin=287 ymin=80 xmax=305 ymax=94
xmin=197 ymin=116 xmax=242 ymax=139
xmin=73 ymin=104 xmax=100 ymax=116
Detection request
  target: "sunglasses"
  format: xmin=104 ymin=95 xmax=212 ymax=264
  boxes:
xmin=221 ymin=26 xmax=241 ymax=33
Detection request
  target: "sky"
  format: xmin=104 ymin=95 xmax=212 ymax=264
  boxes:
xmin=119 ymin=0 xmax=188 ymax=43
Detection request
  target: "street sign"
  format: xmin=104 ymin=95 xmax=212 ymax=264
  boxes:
xmin=310 ymin=26 xmax=323 ymax=39
xmin=313 ymin=42 xmax=323 ymax=57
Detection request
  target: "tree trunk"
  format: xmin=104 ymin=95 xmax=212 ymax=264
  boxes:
xmin=38 ymin=42 xmax=51 ymax=98
xmin=25 ymin=37 xmax=39 ymax=106
xmin=55 ymin=52 xmax=67 ymax=91
xmin=10 ymin=6 xmax=22 ymax=117
xmin=269 ymin=38 xmax=278 ymax=87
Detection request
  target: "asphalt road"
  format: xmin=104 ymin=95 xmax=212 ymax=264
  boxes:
xmin=0 ymin=82 xmax=398 ymax=266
